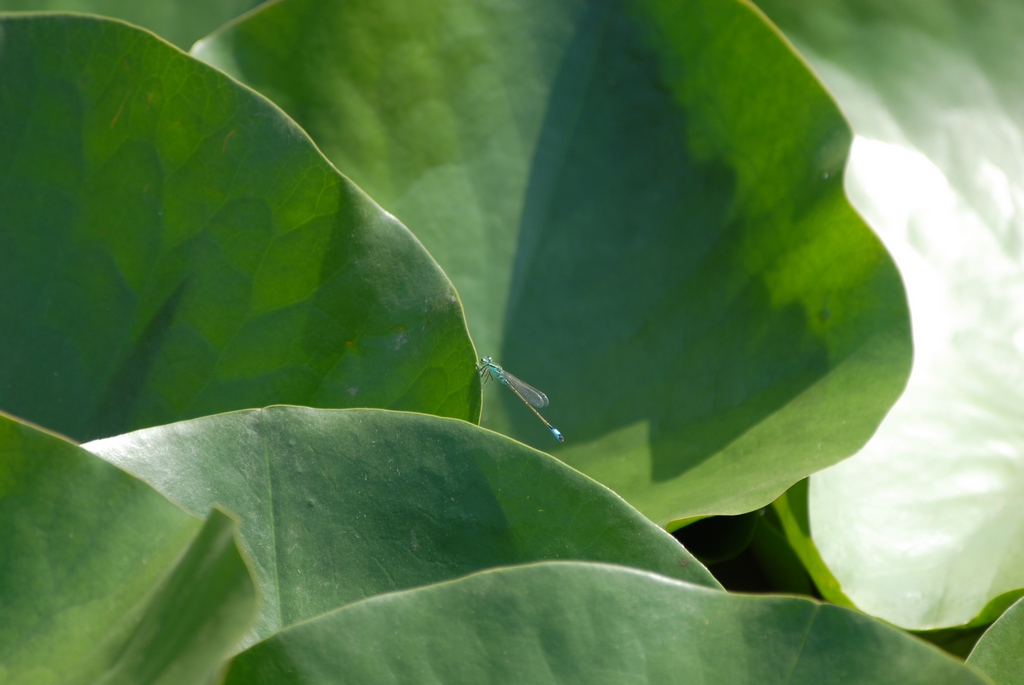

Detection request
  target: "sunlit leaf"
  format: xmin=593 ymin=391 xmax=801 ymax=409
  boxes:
xmin=757 ymin=0 xmax=1024 ymax=629
xmin=192 ymin=0 xmax=911 ymax=524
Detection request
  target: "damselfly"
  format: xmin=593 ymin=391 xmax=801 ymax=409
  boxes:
xmin=477 ymin=356 xmax=564 ymax=442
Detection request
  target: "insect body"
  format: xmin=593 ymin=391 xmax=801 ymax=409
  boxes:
xmin=477 ymin=356 xmax=564 ymax=442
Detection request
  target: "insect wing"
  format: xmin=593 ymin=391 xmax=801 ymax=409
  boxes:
xmin=498 ymin=370 xmax=549 ymax=408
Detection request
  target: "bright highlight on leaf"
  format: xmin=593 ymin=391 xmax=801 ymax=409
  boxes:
xmin=755 ymin=0 xmax=1024 ymax=631
xmin=7 ymin=0 xmax=1011 ymax=678
xmin=193 ymin=0 xmax=913 ymax=525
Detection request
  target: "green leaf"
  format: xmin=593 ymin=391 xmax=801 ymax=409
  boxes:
xmin=671 ymin=511 xmax=759 ymax=565
xmin=754 ymin=0 xmax=1024 ymax=629
xmin=771 ymin=479 xmax=853 ymax=607
xmin=746 ymin=507 xmax=817 ymax=596
xmin=85 ymin=406 xmax=718 ymax=647
xmin=192 ymin=0 xmax=912 ymax=523
xmin=689 ymin=507 xmax=818 ymax=596
xmin=222 ymin=561 xmax=987 ymax=685
xmin=0 ymin=412 xmax=254 ymax=683
xmin=0 ymin=14 xmax=478 ymax=443
xmin=73 ymin=509 xmax=255 ymax=685
xmin=914 ymin=624 xmax=991 ymax=664
xmin=969 ymin=597 xmax=1024 ymax=685
xmin=0 ymin=0 xmax=264 ymax=49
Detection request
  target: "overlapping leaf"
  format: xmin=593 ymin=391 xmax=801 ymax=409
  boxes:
xmin=193 ymin=0 xmax=911 ymax=524
xmin=0 ymin=412 xmax=254 ymax=683
xmin=0 ymin=0 xmax=263 ymax=48
xmin=0 ymin=14 xmax=478 ymax=443
xmin=223 ymin=562 xmax=985 ymax=685
xmin=757 ymin=0 xmax=1024 ymax=629
xmin=86 ymin=406 xmax=717 ymax=646
xmin=968 ymin=597 xmax=1024 ymax=685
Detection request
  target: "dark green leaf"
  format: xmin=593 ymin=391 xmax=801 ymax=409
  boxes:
xmin=0 ymin=0 xmax=264 ymax=48
xmin=688 ymin=508 xmax=818 ymax=596
xmin=913 ymin=624 xmax=990 ymax=664
xmin=0 ymin=14 xmax=478 ymax=443
xmin=671 ymin=511 xmax=759 ymax=565
xmin=745 ymin=507 xmax=817 ymax=596
xmin=86 ymin=406 xmax=718 ymax=646
xmin=223 ymin=561 xmax=987 ymax=685
xmin=193 ymin=0 xmax=912 ymax=523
